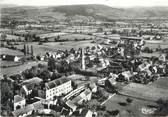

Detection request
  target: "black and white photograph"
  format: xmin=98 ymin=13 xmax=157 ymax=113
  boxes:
xmin=0 ymin=0 xmax=168 ymax=116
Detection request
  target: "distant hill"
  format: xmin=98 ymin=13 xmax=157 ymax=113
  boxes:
xmin=1 ymin=4 xmax=168 ymax=22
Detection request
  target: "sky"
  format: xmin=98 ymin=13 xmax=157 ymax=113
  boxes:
xmin=0 ymin=0 xmax=168 ymax=7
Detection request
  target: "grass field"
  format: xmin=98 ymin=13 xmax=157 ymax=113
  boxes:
xmin=14 ymin=40 xmax=96 ymax=55
xmin=119 ymin=83 xmax=168 ymax=101
xmin=150 ymin=77 xmax=168 ymax=90
xmin=37 ymin=32 xmax=68 ymax=39
xmin=14 ymin=29 xmax=52 ymax=35
xmin=1 ymin=61 xmax=47 ymax=76
xmin=104 ymin=94 xmax=156 ymax=117
xmin=0 ymin=47 xmax=24 ymax=55
xmin=0 ymin=34 xmax=25 ymax=41
xmin=144 ymin=40 xmax=168 ymax=49
xmin=59 ymin=33 xmax=94 ymax=40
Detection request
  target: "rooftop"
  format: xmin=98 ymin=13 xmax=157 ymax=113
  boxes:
xmin=45 ymin=77 xmax=70 ymax=89
xmin=14 ymin=95 xmax=25 ymax=103
xmin=22 ymin=77 xmax=42 ymax=85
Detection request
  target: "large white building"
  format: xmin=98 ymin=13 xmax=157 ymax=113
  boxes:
xmin=44 ymin=78 xmax=73 ymax=100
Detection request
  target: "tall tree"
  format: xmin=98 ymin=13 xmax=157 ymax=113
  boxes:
xmin=31 ymin=45 xmax=34 ymax=56
xmin=1 ymin=33 xmax=7 ymax=41
xmin=48 ymin=57 xmax=56 ymax=71
xmin=27 ymin=45 xmax=29 ymax=54
xmin=24 ymin=44 xmax=27 ymax=55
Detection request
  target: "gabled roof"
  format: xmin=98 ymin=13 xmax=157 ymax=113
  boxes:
xmin=12 ymin=104 xmax=34 ymax=117
xmin=45 ymin=77 xmax=70 ymax=89
xmin=12 ymin=101 xmax=44 ymax=117
xmin=14 ymin=95 xmax=25 ymax=103
xmin=22 ymin=77 xmax=42 ymax=85
xmin=21 ymin=77 xmax=42 ymax=92
xmin=71 ymin=88 xmax=92 ymax=103
xmin=61 ymin=107 xmax=70 ymax=116
xmin=80 ymin=109 xmax=92 ymax=117
xmin=83 ymin=89 xmax=91 ymax=96
xmin=66 ymin=100 xmax=77 ymax=111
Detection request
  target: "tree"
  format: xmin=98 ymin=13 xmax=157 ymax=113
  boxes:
xmin=44 ymin=37 xmax=48 ymax=42
xmin=27 ymin=45 xmax=29 ymax=54
xmin=9 ymin=20 xmax=17 ymax=34
xmin=70 ymin=48 xmax=75 ymax=54
xmin=38 ymin=41 xmax=43 ymax=45
xmin=126 ymin=98 xmax=133 ymax=104
xmin=24 ymin=44 xmax=27 ymax=55
xmin=54 ymin=38 xmax=57 ymax=42
xmin=57 ymin=35 xmax=60 ymax=40
xmin=16 ymin=105 xmax=21 ymax=110
xmin=39 ymin=70 xmax=51 ymax=82
xmin=111 ymin=29 xmax=117 ymax=34
xmin=1 ymin=33 xmax=7 ymax=41
xmin=60 ymin=60 xmax=70 ymax=73
xmin=155 ymin=98 xmax=168 ymax=116
xmin=31 ymin=45 xmax=34 ymax=56
xmin=51 ymin=71 xmax=62 ymax=80
xmin=48 ymin=57 xmax=56 ymax=71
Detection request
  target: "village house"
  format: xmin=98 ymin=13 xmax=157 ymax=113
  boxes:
xmin=1 ymin=54 xmax=21 ymax=62
xmin=14 ymin=95 xmax=26 ymax=111
xmin=72 ymin=109 xmax=93 ymax=117
xmin=38 ymin=77 xmax=73 ymax=100
xmin=20 ymin=77 xmax=43 ymax=97
xmin=71 ymin=88 xmax=92 ymax=105
xmin=89 ymin=83 xmax=97 ymax=93
xmin=12 ymin=101 xmax=44 ymax=117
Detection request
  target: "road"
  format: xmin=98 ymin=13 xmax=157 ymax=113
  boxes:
xmin=101 ymin=94 xmax=116 ymax=105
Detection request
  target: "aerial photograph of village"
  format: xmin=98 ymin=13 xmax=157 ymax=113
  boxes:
xmin=0 ymin=0 xmax=168 ymax=116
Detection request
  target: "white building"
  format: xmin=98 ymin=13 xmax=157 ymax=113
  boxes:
xmin=45 ymin=78 xmax=73 ymax=100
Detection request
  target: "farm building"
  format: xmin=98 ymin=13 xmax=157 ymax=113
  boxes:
xmin=1 ymin=54 xmax=21 ymax=62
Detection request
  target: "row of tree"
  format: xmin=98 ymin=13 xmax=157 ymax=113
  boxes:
xmin=23 ymin=44 xmax=34 ymax=56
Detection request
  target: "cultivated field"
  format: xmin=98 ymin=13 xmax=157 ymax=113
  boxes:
xmin=37 ymin=32 xmax=68 ymax=39
xmin=14 ymin=29 xmax=53 ymax=35
xmin=144 ymin=40 xmax=168 ymax=49
xmin=14 ymin=40 xmax=96 ymax=55
xmin=1 ymin=61 xmax=47 ymax=76
xmin=0 ymin=47 xmax=24 ymax=55
xmin=59 ymin=33 xmax=95 ymax=40
xmin=119 ymin=83 xmax=168 ymax=101
xmin=104 ymin=94 xmax=156 ymax=117
xmin=0 ymin=34 xmax=25 ymax=40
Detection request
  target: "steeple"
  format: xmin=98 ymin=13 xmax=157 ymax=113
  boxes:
xmin=81 ymin=49 xmax=85 ymax=70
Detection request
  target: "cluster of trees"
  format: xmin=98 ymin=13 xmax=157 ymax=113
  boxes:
xmin=1 ymin=75 xmax=14 ymax=113
xmin=22 ymin=64 xmax=51 ymax=81
xmin=142 ymin=47 xmax=153 ymax=53
xmin=22 ymin=63 xmax=65 ymax=82
xmin=154 ymin=98 xmax=168 ymax=116
xmin=48 ymin=57 xmax=80 ymax=73
xmin=22 ymin=44 xmax=34 ymax=56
